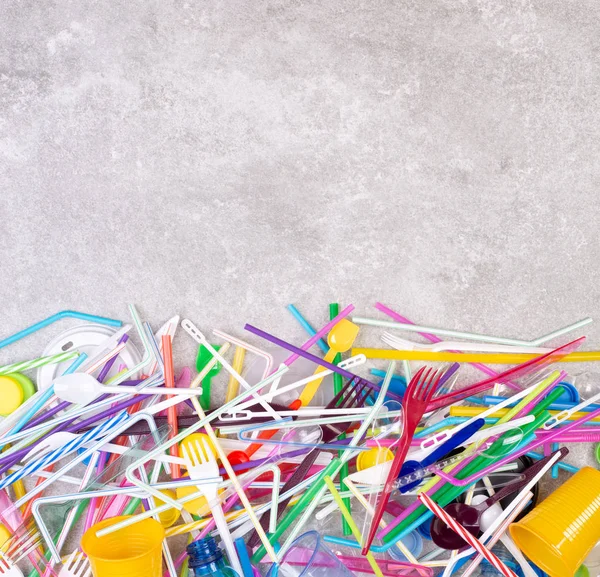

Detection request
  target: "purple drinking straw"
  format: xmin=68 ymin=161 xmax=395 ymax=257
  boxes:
xmin=0 ymin=378 xmax=152 ymax=473
xmin=244 ymin=324 xmax=404 ymax=403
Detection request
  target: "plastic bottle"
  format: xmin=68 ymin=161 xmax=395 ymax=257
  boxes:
xmin=187 ymin=537 xmax=240 ymax=577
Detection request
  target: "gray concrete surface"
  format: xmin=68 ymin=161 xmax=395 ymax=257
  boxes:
xmin=1 ymin=0 xmax=600 ymax=570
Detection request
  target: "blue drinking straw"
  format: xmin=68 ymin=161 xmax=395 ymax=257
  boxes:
xmin=286 ymin=305 xmax=328 ymax=353
xmin=0 ymin=310 xmax=122 ymax=350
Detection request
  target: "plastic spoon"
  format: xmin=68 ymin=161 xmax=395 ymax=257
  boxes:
xmin=295 ymin=319 xmax=359 ymax=408
xmin=53 ymin=372 xmax=205 ymax=405
xmin=430 ymin=449 xmax=568 ymax=549
xmin=474 ymin=494 xmax=537 ymax=577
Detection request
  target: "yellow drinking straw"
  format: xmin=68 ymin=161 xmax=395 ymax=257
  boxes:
xmin=323 ymin=476 xmax=384 ymax=577
xmin=225 ymin=347 xmax=246 ymax=403
xmin=351 ymin=348 xmax=600 ymax=364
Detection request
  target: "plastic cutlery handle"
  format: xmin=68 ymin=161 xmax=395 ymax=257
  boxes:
xmin=102 ymin=385 xmax=203 ymax=396
xmin=485 ymin=447 xmax=568 ymax=507
xmin=420 ymin=384 xmax=538 ymax=451
xmin=210 ymin=500 xmax=244 ymax=577
xmin=420 ymin=419 xmax=485 ymax=468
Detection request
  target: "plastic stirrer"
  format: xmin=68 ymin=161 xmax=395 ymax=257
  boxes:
xmin=53 ymin=372 xmax=205 ymax=404
xmin=420 ymin=382 xmax=540 ymax=451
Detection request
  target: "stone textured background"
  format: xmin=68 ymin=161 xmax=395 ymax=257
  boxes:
xmin=1 ymin=0 xmax=599 ymax=559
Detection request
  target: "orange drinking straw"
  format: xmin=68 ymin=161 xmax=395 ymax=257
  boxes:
xmin=162 ymin=335 xmax=180 ymax=478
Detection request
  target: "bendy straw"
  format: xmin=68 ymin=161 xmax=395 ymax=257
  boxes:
xmin=0 ymin=310 xmax=122 ymax=350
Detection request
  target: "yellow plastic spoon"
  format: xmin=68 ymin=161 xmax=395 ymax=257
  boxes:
xmin=296 ymin=319 xmax=359 ymax=407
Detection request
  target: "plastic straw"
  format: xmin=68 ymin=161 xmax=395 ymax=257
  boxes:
xmin=287 ymin=304 xmax=328 ymax=353
xmin=323 ymin=475 xmax=384 ymax=577
xmin=351 ymin=348 xmax=600 ymax=363
xmin=419 ymin=493 xmax=517 ymax=577
xmin=353 ymin=314 xmax=592 ymax=347
xmin=0 ymin=310 xmax=122 ymax=350
xmin=0 ymin=351 xmax=79 ymax=376
xmin=162 ymin=334 xmax=180 ymax=479
xmin=226 ymin=347 xmax=246 ymax=403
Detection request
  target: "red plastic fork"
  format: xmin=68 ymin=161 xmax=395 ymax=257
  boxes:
xmin=362 ymin=366 xmax=444 ymax=554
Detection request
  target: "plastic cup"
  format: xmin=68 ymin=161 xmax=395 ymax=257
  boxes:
xmin=387 ymin=530 xmax=423 ymax=562
xmin=81 ymin=515 xmax=165 ymax=577
xmin=155 ymin=490 xmax=181 ymax=528
xmin=510 ymin=467 xmax=600 ymax=577
xmin=266 ymin=531 xmax=356 ymax=577
xmin=595 ymin=443 xmax=600 ymax=466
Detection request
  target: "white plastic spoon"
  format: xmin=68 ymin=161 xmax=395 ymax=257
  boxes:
xmin=53 ymin=372 xmax=204 ymax=405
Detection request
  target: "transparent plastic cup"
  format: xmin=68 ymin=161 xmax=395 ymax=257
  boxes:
xmin=266 ymin=531 xmax=356 ymax=577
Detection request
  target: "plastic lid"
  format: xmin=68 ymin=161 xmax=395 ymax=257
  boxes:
xmin=356 ymin=447 xmax=393 ymax=471
xmin=387 ymin=530 xmax=423 ymax=562
xmin=7 ymin=373 xmax=36 ymax=401
xmin=0 ymin=376 xmax=24 ymax=415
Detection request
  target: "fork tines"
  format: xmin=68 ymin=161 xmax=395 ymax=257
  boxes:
xmin=61 ymin=551 xmax=92 ymax=577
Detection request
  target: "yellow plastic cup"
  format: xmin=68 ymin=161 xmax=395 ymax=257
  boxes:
xmin=356 ymin=447 xmax=393 ymax=471
xmin=154 ymin=490 xmax=181 ymax=528
xmin=81 ymin=516 xmax=165 ymax=577
xmin=510 ymin=467 xmax=600 ymax=577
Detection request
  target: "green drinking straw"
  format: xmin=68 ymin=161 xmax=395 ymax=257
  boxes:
xmin=330 ymin=302 xmax=351 ymax=536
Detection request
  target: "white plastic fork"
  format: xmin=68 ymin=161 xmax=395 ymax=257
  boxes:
xmin=381 ymin=332 xmax=552 ymax=354
xmin=58 ymin=551 xmax=92 ymax=577
xmin=0 ymin=528 xmax=42 ymax=572
xmin=181 ymin=439 xmax=243 ymax=577
xmin=0 ymin=554 xmax=23 ymax=577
